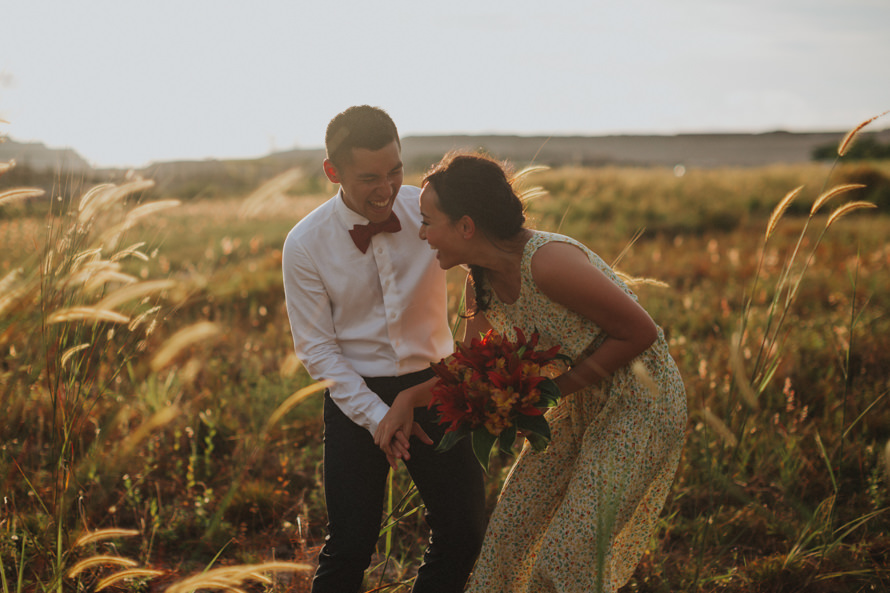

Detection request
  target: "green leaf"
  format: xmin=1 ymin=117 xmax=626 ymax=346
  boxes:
xmin=435 ymin=427 xmax=468 ymax=452
xmin=525 ymin=431 xmax=550 ymax=451
xmin=471 ymin=429 xmax=498 ymax=471
xmin=538 ymin=378 xmax=561 ymax=408
xmin=516 ymin=413 xmax=551 ymax=438
xmin=499 ymin=424 xmax=517 ymax=454
xmin=516 ymin=414 xmax=551 ymax=451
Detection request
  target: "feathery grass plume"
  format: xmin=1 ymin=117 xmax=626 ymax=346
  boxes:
xmin=729 ymin=334 xmax=759 ymax=409
xmin=615 ymin=272 xmax=669 ymax=288
xmin=127 ymin=305 xmax=161 ymax=331
xmin=766 ymin=185 xmax=804 ymax=239
xmin=810 ymin=184 xmax=866 ymax=216
xmin=111 ymin=241 xmax=149 ymax=262
xmin=163 ymin=562 xmax=311 ymax=593
xmin=883 ymin=440 xmax=890 ymax=488
xmin=0 ymin=187 xmax=45 ymax=208
xmin=264 ymin=380 xmax=331 ymax=431
xmin=115 ymin=404 xmax=181 ymax=457
xmin=631 ymin=361 xmax=660 ymax=397
xmin=83 ymin=270 xmax=138 ymax=294
xmin=47 ymin=306 xmax=130 ymax=325
xmin=78 ymin=179 xmax=156 ymax=225
xmin=512 ymin=165 xmax=550 ymax=204
xmin=825 ymin=201 xmax=877 ymax=229
xmin=96 ymin=279 xmax=176 ymax=311
xmin=838 ymin=110 xmax=889 ymax=156
xmin=239 ymin=167 xmax=303 ymax=220
xmin=100 ymin=199 xmax=181 ymax=250
xmin=95 ymin=569 xmax=165 ymax=591
xmin=60 ymin=343 xmax=90 ymax=368
xmin=73 ymin=528 xmax=141 ymax=549
xmin=124 ymin=199 xmax=181 ymax=225
xmin=67 ymin=555 xmax=139 ymax=578
xmin=150 ymin=321 xmax=222 ymax=371
xmin=0 ymin=268 xmax=25 ymax=317
xmin=701 ymin=407 xmax=738 ymax=447
xmin=0 ymin=159 xmax=14 ymax=175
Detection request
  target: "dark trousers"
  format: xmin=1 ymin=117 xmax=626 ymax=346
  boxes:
xmin=311 ymin=368 xmax=486 ymax=593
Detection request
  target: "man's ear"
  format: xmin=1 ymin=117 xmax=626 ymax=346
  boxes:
xmin=458 ymin=215 xmax=476 ymax=239
xmin=323 ymin=159 xmax=340 ymax=184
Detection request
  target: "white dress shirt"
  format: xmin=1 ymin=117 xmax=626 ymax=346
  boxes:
xmin=282 ymin=185 xmax=453 ymax=434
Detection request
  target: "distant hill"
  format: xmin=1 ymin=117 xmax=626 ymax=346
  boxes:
xmin=3 ymin=130 xmax=890 ymax=200
xmin=397 ymin=130 xmax=890 ymax=169
xmin=0 ymin=138 xmax=92 ymax=173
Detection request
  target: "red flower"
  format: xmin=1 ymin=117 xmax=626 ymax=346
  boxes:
xmin=428 ymin=328 xmax=566 ymax=469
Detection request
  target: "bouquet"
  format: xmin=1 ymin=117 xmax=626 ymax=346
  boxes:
xmin=429 ymin=327 xmax=567 ymax=469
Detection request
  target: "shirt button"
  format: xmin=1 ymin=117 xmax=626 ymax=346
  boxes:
xmin=377 ymin=247 xmax=383 ymax=254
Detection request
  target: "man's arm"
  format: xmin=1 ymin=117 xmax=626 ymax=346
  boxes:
xmin=282 ymin=237 xmax=390 ymax=433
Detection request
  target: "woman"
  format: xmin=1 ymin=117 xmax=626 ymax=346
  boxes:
xmin=375 ymin=153 xmax=687 ymax=593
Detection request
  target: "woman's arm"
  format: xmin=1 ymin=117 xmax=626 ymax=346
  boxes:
xmin=530 ymin=241 xmax=658 ymax=396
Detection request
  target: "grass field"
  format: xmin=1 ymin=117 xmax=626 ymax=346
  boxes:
xmin=2 ymin=138 xmax=889 ymax=592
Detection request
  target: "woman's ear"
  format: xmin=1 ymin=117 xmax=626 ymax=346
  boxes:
xmin=458 ymin=215 xmax=476 ymax=239
xmin=322 ymin=159 xmax=340 ymax=184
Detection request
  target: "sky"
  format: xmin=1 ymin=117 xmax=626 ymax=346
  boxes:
xmin=2 ymin=0 xmax=888 ymax=169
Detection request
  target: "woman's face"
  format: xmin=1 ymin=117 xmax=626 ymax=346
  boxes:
xmin=419 ymin=183 xmax=466 ymax=270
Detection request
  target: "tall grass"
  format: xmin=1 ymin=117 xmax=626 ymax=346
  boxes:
xmin=2 ymin=116 xmax=889 ymax=591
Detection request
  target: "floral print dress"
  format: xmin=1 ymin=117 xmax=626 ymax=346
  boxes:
xmin=464 ymin=231 xmax=687 ymax=593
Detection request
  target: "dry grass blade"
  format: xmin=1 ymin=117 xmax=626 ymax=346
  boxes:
xmin=150 ymin=321 xmax=222 ymax=371
xmin=163 ymin=562 xmax=312 ymax=593
xmin=611 ymin=227 xmax=645 ymax=268
xmin=95 ymin=569 xmax=165 ymax=590
xmin=0 ymin=187 xmax=45 ymax=207
xmin=825 ymin=201 xmax=877 ymax=229
xmin=96 ymin=279 xmax=176 ymax=310
xmin=810 ymin=184 xmax=866 ymax=216
xmin=67 ymin=555 xmax=139 ymax=578
xmin=73 ymin=528 xmax=141 ymax=548
xmin=766 ymin=185 xmax=804 ymax=239
xmin=47 ymin=306 xmax=130 ymax=325
xmin=838 ymin=110 xmax=889 ymax=156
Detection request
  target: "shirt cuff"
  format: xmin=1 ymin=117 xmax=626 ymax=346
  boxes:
xmin=365 ymin=399 xmax=392 ymax=435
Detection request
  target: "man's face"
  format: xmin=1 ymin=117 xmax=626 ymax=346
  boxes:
xmin=325 ymin=140 xmax=404 ymax=224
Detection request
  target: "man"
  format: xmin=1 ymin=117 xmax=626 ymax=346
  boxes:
xmin=282 ymin=105 xmax=485 ymax=593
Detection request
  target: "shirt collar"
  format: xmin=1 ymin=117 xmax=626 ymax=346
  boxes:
xmin=333 ymin=189 xmax=372 ymax=231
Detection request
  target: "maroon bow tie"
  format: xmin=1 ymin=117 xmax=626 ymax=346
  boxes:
xmin=349 ymin=212 xmax=402 ymax=253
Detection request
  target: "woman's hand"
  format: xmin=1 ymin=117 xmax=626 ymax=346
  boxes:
xmin=374 ymin=382 xmax=435 ymax=468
